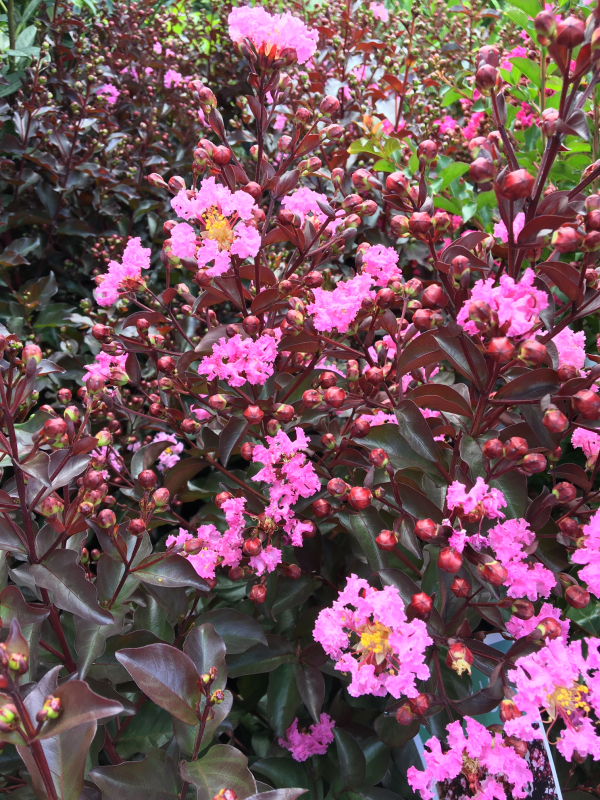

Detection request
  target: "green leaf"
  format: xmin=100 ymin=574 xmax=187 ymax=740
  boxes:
xmin=395 ymin=400 xmax=440 ymax=462
xmin=334 ymin=729 xmax=367 ymax=790
xmin=510 ymin=56 xmax=541 ymax=89
xmin=567 ymin=603 xmax=600 ymax=636
xmin=227 ymin=635 xmax=295 ymax=678
xmin=441 ymin=89 xmax=460 ymax=107
xmin=90 ymin=748 xmax=180 ymax=799
xmin=349 ymin=507 xmax=388 ymax=570
xmin=252 ymin=758 xmax=312 ymax=796
xmin=219 ymin=416 xmax=248 ymax=467
xmin=132 ymin=554 xmax=208 ymax=592
xmin=490 ymin=471 xmax=527 ymax=520
xmin=295 ymin=664 xmax=325 ymax=724
xmin=181 ymin=744 xmax=257 ymax=800
xmin=476 ymin=190 xmax=496 ymax=211
xmin=506 ymin=0 xmax=540 ymax=19
xmin=115 ymin=704 xmax=173 ymax=759
xmin=433 ymin=197 xmax=461 ymax=215
xmin=267 ymin=663 xmax=302 ymax=736
xmin=433 ymin=161 xmax=469 ymax=192
xmin=184 ymin=623 xmax=227 ymax=691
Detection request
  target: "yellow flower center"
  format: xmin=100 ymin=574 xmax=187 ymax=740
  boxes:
xmin=202 ymin=209 xmax=235 ymax=250
xmin=547 ymin=683 xmax=590 ymax=728
xmin=164 ymin=447 xmax=172 ymax=455
xmin=355 ymin=620 xmax=392 ymax=665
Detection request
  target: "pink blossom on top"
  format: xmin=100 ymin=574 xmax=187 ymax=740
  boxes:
xmin=307 ymin=273 xmax=375 ymax=333
xmin=435 ymin=115 xmax=457 ymax=135
xmin=501 ymin=45 xmax=528 ymax=71
xmin=274 ymin=113 xmax=287 ymax=131
xmin=279 ymin=714 xmax=335 ymax=761
xmin=152 ymin=432 xmax=184 ymax=471
xmin=408 ymin=716 xmax=532 ymax=800
xmin=97 ymin=83 xmax=119 ymax=104
xmin=488 ymin=517 xmax=533 ymax=564
xmin=506 ymin=637 xmax=600 ymax=761
xmin=153 ymin=41 xmax=162 ymax=54
xmin=552 ymin=325 xmax=586 ymax=371
xmin=487 ymin=520 xmax=555 ymax=599
xmin=227 ymin=6 xmax=318 ymax=64
xmin=370 ymin=2 xmax=389 ymax=21
xmin=461 ymin=111 xmax=486 ymax=140
xmin=82 ymin=352 xmax=128 ymax=385
xmin=281 ymin=187 xmax=340 ymax=229
xmin=165 ymin=529 xmax=191 ymax=549
xmin=171 ymin=177 xmax=259 ymax=276
xmin=571 ymin=506 xmax=600 ymax=598
xmin=249 ymin=544 xmax=282 ymax=576
xmin=493 ymin=211 xmax=525 ymax=243
xmin=313 ymin=574 xmax=432 ymax=698
xmin=169 ymin=222 xmax=197 ymax=260
xmin=507 ymin=601 xmax=570 ymax=642
xmin=145 ymin=67 xmax=154 ymax=76
xmin=198 ymin=331 xmax=281 ymax=387
xmin=457 ymin=268 xmax=548 ymax=339
xmin=446 ymin=477 xmax=506 ymax=519
xmin=164 ymin=69 xmax=184 ymax=88
xmin=361 ymin=244 xmax=401 ymax=286
xmin=516 ymin=102 xmax=535 ymax=128
xmin=94 ymin=237 xmax=151 ymax=307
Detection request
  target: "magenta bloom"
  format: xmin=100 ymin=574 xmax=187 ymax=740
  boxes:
xmin=307 ymin=273 xmax=374 ymax=333
xmin=552 ymin=325 xmax=586 ymax=372
xmin=506 ymin=637 xmax=600 ymax=761
xmin=457 ymin=268 xmax=548 ymax=339
xmin=493 ymin=211 xmax=525 ymax=243
xmin=461 ymin=111 xmax=486 ymax=140
xmin=572 ymin=427 xmax=600 ymax=465
xmin=571 ymin=507 xmax=600 ymax=598
xmin=249 ymin=544 xmax=282 ymax=576
xmin=171 ymin=177 xmax=260 ymax=276
xmin=152 ymin=431 xmax=184 ymax=471
xmin=163 ymin=69 xmax=184 ymax=88
xmin=369 ymin=2 xmax=389 ymax=21
xmin=279 ymin=714 xmax=335 ymax=761
xmin=506 ymin=601 xmax=570 ymax=642
xmin=228 ymin=6 xmax=318 ymax=64
xmin=94 ymin=237 xmax=150 ymax=307
xmin=487 ymin=518 xmax=554 ymax=600
xmin=97 ymin=83 xmax=119 ymax=104
xmin=313 ymin=575 xmax=432 ymax=698
xmin=198 ymin=331 xmax=280 ymax=387
xmin=407 ymin=716 xmax=533 ymax=800
xmin=82 ymin=352 xmax=128 ymax=385
xmin=169 ymin=222 xmax=197 ymax=260
xmin=361 ymin=244 xmax=401 ymax=286
xmin=446 ymin=477 xmax=506 ymax=520
xmin=281 ymin=188 xmax=341 ymax=230
xmin=434 ymin=115 xmax=457 ymax=135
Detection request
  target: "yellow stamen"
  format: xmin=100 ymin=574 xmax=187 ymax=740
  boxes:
xmin=202 ymin=209 xmax=235 ymax=250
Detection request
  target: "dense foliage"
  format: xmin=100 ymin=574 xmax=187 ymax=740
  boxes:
xmin=0 ymin=0 xmax=600 ymax=798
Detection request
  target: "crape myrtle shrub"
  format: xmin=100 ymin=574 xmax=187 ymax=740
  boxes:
xmin=2 ymin=1 xmax=600 ymax=800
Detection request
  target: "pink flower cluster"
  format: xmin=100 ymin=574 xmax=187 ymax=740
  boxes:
xmin=94 ymin=237 xmax=151 ymax=307
xmin=446 ymin=477 xmax=506 ymax=520
xmin=572 ymin=427 xmax=600 ymax=465
xmin=493 ymin=211 xmax=525 ymax=243
xmin=97 ymin=83 xmax=119 ymax=104
xmin=552 ymin=325 xmax=586 ymax=372
xmin=83 ymin=352 xmax=128 ymax=385
xmin=506 ymin=637 xmax=600 ymax=761
xmin=228 ymin=6 xmax=318 ymax=64
xmin=252 ymin=428 xmax=320 ymax=546
xmin=435 ymin=115 xmax=458 ymax=135
xmin=461 ymin=111 xmax=486 ymax=141
xmin=152 ymin=432 xmax=184 ymax=471
xmin=163 ymin=69 xmax=184 ymax=88
xmin=281 ymin=188 xmax=341 ymax=230
xmin=571 ymin=507 xmax=600 ymax=598
xmin=171 ymin=177 xmax=260 ymax=276
xmin=361 ymin=244 xmax=401 ymax=286
xmin=487 ymin=518 xmax=555 ymax=600
xmin=278 ymin=714 xmax=335 ymax=761
xmin=515 ymin=102 xmax=535 ymax=128
xmin=500 ymin=45 xmax=528 ymax=71
xmin=166 ymin=497 xmax=247 ymax=579
xmin=369 ymin=2 xmax=389 ymax=21
xmin=198 ymin=331 xmax=280 ymax=387
xmin=313 ymin=575 xmax=432 ymax=698
xmin=407 ymin=716 xmax=533 ymax=800
xmin=307 ymin=274 xmax=374 ymax=333
xmin=506 ymin=601 xmax=570 ymax=642
xmin=457 ymin=268 xmax=548 ymax=339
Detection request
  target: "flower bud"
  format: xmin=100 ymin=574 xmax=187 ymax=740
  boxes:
xmin=208 ymin=394 xmax=229 ymax=411
xmin=243 ymin=405 xmax=264 ymax=425
xmin=501 ymin=169 xmax=535 ymax=201
xmin=511 ymin=598 xmax=534 ymax=620
xmin=376 ymin=530 xmax=398 ymax=551
xmin=127 ymin=518 xmax=146 ymax=536
xmin=319 ymin=95 xmax=340 ymax=116
xmin=499 ymin=699 xmax=522 ymax=723
xmin=573 ymin=390 xmax=600 ymax=420
xmin=432 ymin=211 xmax=451 ymax=231
xmin=470 ymin=156 xmax=496 ymax=184
xmin=97 ymin=509 xmax=117 ymax=529
xmin=303 ymin=389 xmax=322 ymax=408
xmin=533 ymin=616 xmax=562 ymax=641
xmin=475 ymin=64 xmax=498 ymax=94
xmin=395 ymin=703 xmax=415 ymax=726
xmin=327 ymin=478 xmax=349 ymax=497
xmin=312 ymin=498 xmax=332 ymax=518
xmin=417 ymin=140 xmax=437 ymax=163
xmin=385 ymin=172 xmax=409 ymax=196
xmin=541 ymin=107 xmax=559 ymax=137
xmin=487 ymin=337 xmax=515 ymax=363
xmin=324 ymin=387 xmax=346 ymax=408
xmin=558 ymin=364 xmax=578 ymax=382
xmin=542 ymin=407 xmax=568 ymax=433
xmin=478 ymin=45 xmax=500 ymax=67
xmin=148 ymin=173 xmax=169 ymax=189
xmin=518 ymin=340 xmax=546 ymax=365
xmin=422 ymin=284 xmax=448 ymax=309
xmin=241 ymin=442 xmax=255 ymax=460
xmin=446 ymin=643 xmax=473 ymax=676
xmin=518 ymin=452 xmax=547 ymax=475
xmin=305 ymin=271 xmax=323 ymax=289
xmin=243 ymin=538 xmax=262 ymax=557
xmin=438 ymin=547 xmax=462 ymax=573
xmin=407 ymin=591 xmax=433 ymax=620
xmin=555 ymin=16 xmax=585 ymax=48
xmin=451 ymin=577 xmax=470 ymax=598
xmin=348 ymin=487 xmax=372 ymax=510
xmin=352 ymin=168 xmax=382 ymax=192
xmin=414 ymin=519 xmax=439 ymax=541
xmin=503 ymin=437 xmax=528 ymax=461
xmin=0 ymin=704 xmax=19 ymax=731
xmin=478 ymin=560 xmax=508 ymax=585
xmin=583 ymin=232 xmax=600 ymax=253
xmin=534 ymin=9 xmax=556 ymax=44
xmin=44 ymin=418 xmax=67 ymax=439
xmin=215 ymin=492 xmax=233 ymax=509
xmin=138 ymin=470 xmax=157 ymax=489
xmin=565 ymin=584 xmax=590 ymax=608
xmin=349 ymin=420 xmax=370 ymax=438
xmin=272 ymin=403 xmax=295 ymax=422
xmin=212 ymin=146 xmax=231 ymax=166
xmin=551 ymin=226 xmax=583 ymax=253
xmin=408 ymin=212 xmax=432 ymax=237
xmin=483 ymin=438 xmax=503 ymax=459
xmin=369 ymin=448 xmax=389 ymax=468
xmin=183 ymin=538 xmax=203 ymax=555
xmin=413 ymin=308 xmax=442 ymax=331
xmin=390 ymin=215 xmax=410 ymax=237
xmin=249 ymin=584 xmax=267 ymax=604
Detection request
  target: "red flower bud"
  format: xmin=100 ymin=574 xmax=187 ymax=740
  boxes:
xmin=324 ymin=387 xmax=346 ymax=408
xmin=503 ymin=437 xmax=528 ymax=461
xmin=541 ymin=107 xmax=559 ymax=137
xmin=446 ymin=642 xmax=473 ymax=676
xmin=376 ymin=530 xmax=398 ymax=551
xmin=138 ymin=470 xmax=157 ymax=489
xmin=511 ymin=598 xmax=534 ymax=620
xmin=408 ymin=693 xmax=430 ymax=716
xmin=558 ymin=364 xmax=578 ymax=382
xmin=518 ymin=452 xmax=547 ymax=475
xmin=243 ymin=315 xmax=261 ymax=335
xmin=395 ymin=704 xmax=415 ymax=726
xmin=348 ymin=487 xmax=372 ymax=510
xmin=543 ymin=407 xmax=568 ymax=433
xmin=478 ymin=45 xmax=500 ymax=67
xmin=475 ymin=64 xmax=498 ymax=94
xmin=97 ymin=509 xmax=116 ymax=529
xmin=183 ymin=538 xmax=203 ymax=555
xmin=534 ymin=9 xmax=557 ymax=43
xmin=415 ymin=519 xmax=439 ymax=541
xmin=470 ymin=156 xmax=496 ymax=184
xmin=551 ymin=226 xmax=583 ymax=253
xmin=422 ymin=284 xmax=449 ymax=309
xmin=417 ymin=140 xmax=437 ymax=163
xmin=501 ymin=169 xmax=535 ymax=200
xmin=499 ymin=699 xmax=522 ymax=723
xmin=553 ymin=482 xmax=576 ymax=503
xmin=407 ymin=591 xmax=433 ymax=620
xmin=483 ymin=438 xmax=504 ymax=459
xmin=208 ymin=394 xmax=229 ymax=411
xmin=559 ymin=517 xmax=579 ymax=537
xmin=409 ymin=212 xmax=432 ymax=236
xmin=365 ymin=366 xmax=384 ymax=385
xmin=320 ymin=95 xmax=340 ymax=116
xmin=451 ymin=577 xmax=470 ymax=598
xmin=215 ymin=492 xmax=233 ymax=509
xmin=273 ymin=404 xmax=295 ymax=422
xmin=478 ymin=560 xmax=508 ymax=585
xmin=212 ymin=146 xmax=231 ymax=166
xmin=318 ymin=371 xmax=337 ymax=388
xmin=369 ymin=448 xmax=389 ymax=468
xmin=250 ymin=584 xmax=267 ymax=604
xmin=573 ymin=390 xmax=600 ymax=420
xmin=376 ymin=288 xmax=395 ymax=309
xmin=565 ymin=584 xmax=590 ymax=609
xmin=438 ymin=547 xmax=463 ymax=573
xmin=243 ymin=405 xmax=264 ymax=425
xmin=385 ymin=172 xmax=410 ymax=196
xmin=241 ymin=442 xmax=255 ymax=460
xmin=518 ymin=340 xmax=547 ymax=365
xmin=486 ymin=337 xmax=515 ymax=363
xmin=154 ymin=488 xmax=170 ymax=507
xmin=413 ymin=308 xmax=442 ymax=331
xmin=555 ymin=16 xmax=585 ymax=48
xmin=127 ymin=518 xmax=146 ymax=536
xmin=312 ymin=498 xmax=332 ymax=518
xmin=303 ymin=389 xmax=322 ymax=408
xmin=533 ymin=617 xmax=562 ymax=640
xmin=327 ymin=478 xmax=349 ymax=497
xmin=243 ymin=538 xmax=262 ymax=557
xmin=350 ymin=420 xmax=370 ymax=438
xmin=305 ymin=271 xmax=323 ymax=289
